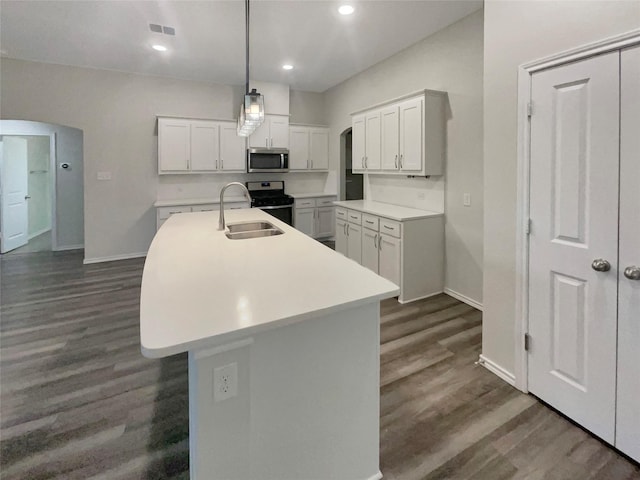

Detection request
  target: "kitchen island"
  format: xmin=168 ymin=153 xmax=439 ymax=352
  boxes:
xmin=140 ymin=208 xmax=399 ymax=480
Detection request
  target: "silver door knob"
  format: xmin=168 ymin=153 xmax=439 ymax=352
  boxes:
xmin=24 ymin=195 xmax=31 ymax=200
xmin=624 ymin=265 xmax=640 ymax=280
xmin=592 ymin=259 xmax=611 ymax=272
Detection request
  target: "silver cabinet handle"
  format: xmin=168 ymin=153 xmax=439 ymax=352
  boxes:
xmin=399 ymin=154 xmax=403 ymax=168
xmin=365 ymin=156 xmax=368 ymax=168
xmin=395 ymin=154 xmax=398 ymax=169
xmin=379 ymin=237 xmax=382 ymax=251
xmin=347 ymin=223 xmax=350 ymax=236
xmin=624 ymin=265 xmax=640 ymax=280
xmin=373 ymin=234 xmax=377 ymax=249
xmin=266 ymin=138 xmax=268 ymax=148
xmin=343 ymin=223 xmax=347 ymax=235
xmin=592 ymin=259 xmax=611 ymax=272
xmin=270 ymin=138 xmax=273 ymax=148
xmin=25 ymin=195 xmax=31 ymax=200
xmin=362 ymin=156 xmax=365 ymax=168
xmin=311 ymin=159 xmax=313 ymax=169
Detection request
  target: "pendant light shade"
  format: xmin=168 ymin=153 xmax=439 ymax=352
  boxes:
xmin=237 ymin=0 xmax=265 ymax=137
xmin=237 ymin=88 xmax=265 ymax=136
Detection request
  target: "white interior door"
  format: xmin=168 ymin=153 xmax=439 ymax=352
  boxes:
xmin=1 ymin=137 xmax=29 ymax=253
xmin=528 ymin=52 xmax=620 ymax=443
xmin=616 ymin=44 xmax=640 ymax=462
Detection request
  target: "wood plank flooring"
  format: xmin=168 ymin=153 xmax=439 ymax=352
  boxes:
xmin=1 ymin=250 xmax=638 ymax=479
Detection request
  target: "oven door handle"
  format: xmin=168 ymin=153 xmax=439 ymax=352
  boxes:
xmin=256 ymin=205 xmax=292 ymax=210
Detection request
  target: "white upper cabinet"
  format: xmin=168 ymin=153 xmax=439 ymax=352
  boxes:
xmin=351 ymin=90 xmax=445 ymax=176
xmin=288 ymin=125 xmax=329 ymax=171
xmin=158 ymin=117 xmax=245 ymax=174
xmin=158 ymin=118 xmax=190 ymax=172
xmin=190 ymin=120 xmax=219 ymax=171
xmin=219 ymin=123 xmax=246 ymax=171
xmin=249 ymin=115 xmax=290 ymax=149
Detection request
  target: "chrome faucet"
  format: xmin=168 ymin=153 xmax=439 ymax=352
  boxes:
xmin=219 ymin=182 xmax=251 ymax=230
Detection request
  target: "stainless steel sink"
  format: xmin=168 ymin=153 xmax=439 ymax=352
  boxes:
xmin=225 ymin=221 xmax=284 ymax=240
xmin=227 ymin=221 xmax=278 ymax=233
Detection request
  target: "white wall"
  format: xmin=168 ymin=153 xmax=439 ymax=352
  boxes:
xmin=324 ymin=10 xmax=484 ymax=306
xmin=0 ymin=59 xmax=328 ymax=261
xmin=483 ymin=0 xmax=640 ymax=375
xmin=0 ymin=120 xmax=84 ymax=249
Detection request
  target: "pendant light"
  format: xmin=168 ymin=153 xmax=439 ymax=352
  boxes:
xmin=237 ymin=0 xmax=264 ymax=137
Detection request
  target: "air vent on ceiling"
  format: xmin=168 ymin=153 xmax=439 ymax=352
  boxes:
xmin=149 ymin=23 xmax=175 ymax=36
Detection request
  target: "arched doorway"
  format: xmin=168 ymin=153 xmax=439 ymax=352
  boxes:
xmin=339 ymin=127 xmax=363 ymax=201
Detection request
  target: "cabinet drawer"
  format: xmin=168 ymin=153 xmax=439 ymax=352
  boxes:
xmin=157 ymin=206 xmax=192 ymax=220
xmin=192 ymin=204 xmax=219 ymax=212
xmin=316 ymin=197 xmax=337 ymax=207
xmin=379 ymin=218 xmax=402 ymax=238
xmin=296 ymin=199 xmax=316 ymax=209
xmin=336 ymin=207 xmax=348 ymax=220
xmin=347 ymin=210 xmax=362 ymax=225
xmin=362 ymin=214 xmax=379 ymax=230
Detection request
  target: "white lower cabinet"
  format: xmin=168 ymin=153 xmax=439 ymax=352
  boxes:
xmin=293 ymin=196 xmax=336 ymax=239
xmin=335 ymin=205 xmax=444 ymax=303
xmin=155 ymin=201 xmax=249 ymax=231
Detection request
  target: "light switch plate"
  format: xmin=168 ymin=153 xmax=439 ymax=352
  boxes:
xmin=213 ymin=363 xmax=238 ymax=402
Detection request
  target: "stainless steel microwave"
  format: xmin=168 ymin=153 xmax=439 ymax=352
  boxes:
xmin=247 ymin=148 xmax=289 ymax=173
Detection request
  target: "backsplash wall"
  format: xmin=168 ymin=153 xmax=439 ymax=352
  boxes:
xmin=365 ymin=175 xmax=445 ymax=212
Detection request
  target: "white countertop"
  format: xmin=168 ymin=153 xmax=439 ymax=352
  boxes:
xmin=154 ymin=197 xmax=249 ymax=207
xmin=333 ymin=200 xmax=443 ymax=221
xmin=140 ymin=209 xmax=399 ymax=358
xmin=288 ymin=192 xmax=337 ymax=199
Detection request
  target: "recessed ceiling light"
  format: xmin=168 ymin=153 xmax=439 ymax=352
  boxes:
xmin=338 ymin=5 xmax=354 ymax=15
xmin=152 ymin=44 xmax=167 ymax=52
xmin=282 ymin=64 xmax=294 ymax=70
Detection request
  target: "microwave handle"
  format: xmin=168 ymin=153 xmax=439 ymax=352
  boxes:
xmin=281 ymin=154 xmax=285 ymax=169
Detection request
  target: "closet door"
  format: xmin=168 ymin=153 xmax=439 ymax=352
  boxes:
xmin=528 ymin=51 xmax=620 ymax=443
xmin=616 ymin=44 xmax=640 ymax=462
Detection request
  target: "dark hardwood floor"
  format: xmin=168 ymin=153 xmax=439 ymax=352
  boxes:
xmin=1 ymin=250 xmax=638 ymax=479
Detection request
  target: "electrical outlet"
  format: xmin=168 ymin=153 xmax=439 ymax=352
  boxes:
xmin=97 ymin=171 xmax=112 ymax=181
xmin=463 ymin=193 xmax=471 ymax=207
xmin=213 ymin=363 xmax=238 ymax=402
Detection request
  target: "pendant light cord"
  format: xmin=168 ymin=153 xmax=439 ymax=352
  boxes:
xmin=245 ymin=0 xmax=250 ymax=95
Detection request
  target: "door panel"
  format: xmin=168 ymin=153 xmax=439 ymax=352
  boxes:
xmin=336 ymin=219 xmax=347 ymax=256
xmin=309 ymin=129 xmax=329 ymax=170
xmin=220 ymin=123 xmax=246 ymax=171
xmin=528 ymin=51 xmax=620 ymax=443
xmin=365 ymin=112 xmax=381 ymax=170
xmin=158 ymin=119 xmax=190 ymax=171
xmin=399 ymin=98 xmax=423 ymax=172
xmin=379 ymin=234 xmax=401 ymax=287
xmin=190 ymin=121 xmax=219 ymax=171
xmin=294 ymin=208 xmax=315 ymax=237
xmin=1 ymin=137 xmax=29 ymax=252
xmin=352 ymin=116 xmax=366 ymax=173
xmin=347 ymin=223 xmax=362 ymax=264
xmin=361 ymin=228 xmax=379 ymax=273
xmin=316 ymin=207 xmax=334 ymax=238
xmin=381 ymin=106 xmax=399 ymax=171
xmin=289 ymin=128 xmax=309 ymax=170
xmin=616 ymin=45 xmax=640 ymax=462
xmin=270 ymin=117 xmax=289 ymax=149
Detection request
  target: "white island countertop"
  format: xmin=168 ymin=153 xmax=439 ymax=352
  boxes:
xmin=140 ymin=208 xmax=399 ymax=358
xmin=333 ymin=200 xmax=443 ymax=221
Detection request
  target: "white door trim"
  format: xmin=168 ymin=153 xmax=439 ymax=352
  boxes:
xmin=514 ymin=28 xmax=640 ymax=393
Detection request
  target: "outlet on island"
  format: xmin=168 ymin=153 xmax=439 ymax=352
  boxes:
xmin=213 ymin=362 xmax=238 ymax=402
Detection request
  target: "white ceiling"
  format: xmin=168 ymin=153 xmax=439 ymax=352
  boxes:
xmin=0 ymin=0 xmax=482 ymax=92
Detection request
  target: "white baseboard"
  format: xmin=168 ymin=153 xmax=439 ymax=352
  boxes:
xmin=28 ymin=227 xmax=51 ymax=240
xmin=83 ymin=251 xmax=147 ymax=265
xmin=398 ymin=290 xmax=443 ymax=304
xmin=54 ymin=244 xmax=84 ymax=251
xmin=478 ymin=354 xmax=516 ymax=387
xmin=444 ymin=287 xmax=483 ymax=311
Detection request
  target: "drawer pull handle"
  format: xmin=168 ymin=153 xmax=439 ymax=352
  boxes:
xmin=384 ymin=225 xmax=394 ymax=230
xmin=366 ymin=220 xmax=374 ymax=224
xmin=350 ymin=215 xmax=358 ymax=219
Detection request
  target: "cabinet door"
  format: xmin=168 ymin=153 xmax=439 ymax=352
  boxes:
xmin=220 ymin=123 xmax=246 ymax=171
xmin=379 ymin=234 xmax=401 ymax=287
xmin=248 ymin=119 xmax=270 ymax=148
xmin=381 ymin=106 xmax=399 ymax=171
xmin=270 ymin=116 xmax=290 ymax=149
xmin=365 ymin=111 xmax=381 ymax=170
xmin=309 ymin=128 xmax=329 ymax=170
xmin=336 ymin=219 xmax=348 ymax=256
xmin=289 ymin=127 xmax=309 ymax=170
xmin=352 ymin=115 xmax=366 ymax=173
xmin=295 ymin=208 xmax=316 ymax=237
xmin=347 ymin=223 xmax=362 ymax=264
xmin=399 ymin=98 xmax=423 ymax=172
xmin=190 ymin=120 xmax=219 ymax=171
xmin=361 ymin=228 xmax=379 ymax=274
xmin=316 ymin=207 xmax=335 ymax=238
xmin=158 ymin=118 xmax=190 ymax=172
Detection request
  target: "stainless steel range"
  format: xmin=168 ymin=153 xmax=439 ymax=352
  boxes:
xmin=246 ymin=181 xmax=294 ymax=226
